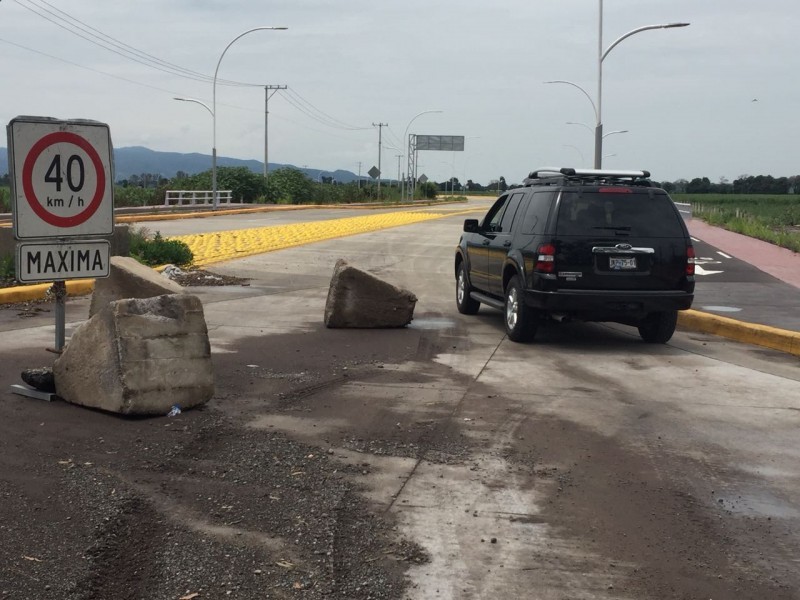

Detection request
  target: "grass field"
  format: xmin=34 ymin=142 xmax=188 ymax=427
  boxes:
xmin=674 ymin=193 xmax=800 ymax=253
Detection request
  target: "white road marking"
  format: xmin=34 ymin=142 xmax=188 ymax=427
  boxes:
xmin=695 ymin=265 xmax=724 ymax=276
xmin=717 ymin=251 xmax=732 ymax=259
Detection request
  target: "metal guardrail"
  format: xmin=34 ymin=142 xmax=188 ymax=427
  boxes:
xmin=164 ymin=190 xmax=235 ymax=206
xmin=674 ymin=201 xmax=692 ymax=221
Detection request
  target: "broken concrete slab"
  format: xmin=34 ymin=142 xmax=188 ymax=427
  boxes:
xmin=54 ymin=294 xmax=214 ymax=416
xmin=324 ymin=259 xmax=417 ymax=329
xmin=89 ymin=256 xmax=184 ymax=318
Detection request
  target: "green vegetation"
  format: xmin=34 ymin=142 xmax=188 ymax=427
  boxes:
xmin=0 ymin=186 xmax=10 ymax=213
xmin=676 ymin=193 xmax=800 ymax=253
xmin=113 ymin=166 xmax=440 ymax=208
xmin=0 ymin=253 xmax=14 ymax=283
xmin=129 ymin=228 xmax=193 ymax=267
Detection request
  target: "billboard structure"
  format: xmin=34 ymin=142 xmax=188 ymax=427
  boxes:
xmin=406 ymin=134 xmax=465 ymax=200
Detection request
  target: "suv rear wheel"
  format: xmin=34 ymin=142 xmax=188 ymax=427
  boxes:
xmin=456 ymin=262 xmax=480 ymax=315
xmin=505 ymin=275 xmax=538 ymax=342
xmin=638 ymin=310 xmax=678 ymax=344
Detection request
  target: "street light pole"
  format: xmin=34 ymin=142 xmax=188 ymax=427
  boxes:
xmin=595 ymin=0 xmax=689 ymax=168
xmin=402 ymin=109 xmax=443 ymax=201
xmin=547 ymin=7 xmax=688 ymax=170
xmin=372 ymin=122 xmax=387 ymax=199
xmin=174 ymin=98 xmax=214 ymax=188
xmin=213 ymin=26 xmax=287 ymax=210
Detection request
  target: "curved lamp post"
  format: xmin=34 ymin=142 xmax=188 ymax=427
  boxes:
xmin=402 ymin=109 xmax=443 ymax=200
xmin=546 ymin=4 xmax=688 ymax=169
xmin=213 ymin=26 xmax=287 ymax=209
xmin=563 ymin=144 xmax=585 ymax=165
xmin=175 ymin=98 xmax=214 ymax=198
xmin=175 ymin=97 xmax=214 ymax=118
xmin=567 ymin=121 xmax=629 ymax=139
xmin=595 ymin=0 xmax=688 ymax=168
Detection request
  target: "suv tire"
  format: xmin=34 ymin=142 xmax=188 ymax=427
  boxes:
xmin=456 ymin=262 xmax=481 ymax=315
xmin=638 ymin=310 xmax=678 ymax=344
xmin=505 ymin=275 xmax=537 ymax=342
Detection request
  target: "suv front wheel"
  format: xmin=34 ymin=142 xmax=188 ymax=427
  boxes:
xmin=638 ymin=310 xmax=678 ymax=343
xmin=456 ymin=262 xmax=480 ymax=315
xmin=505 ymin=275 xmax=538 ymax=342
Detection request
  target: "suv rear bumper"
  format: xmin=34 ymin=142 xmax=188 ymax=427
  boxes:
xmin=525 ymin=289 xmax=694 ymax=314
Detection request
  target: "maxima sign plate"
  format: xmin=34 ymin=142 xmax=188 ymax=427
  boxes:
xmin=16 ymin=240 xmax=110 ymax=283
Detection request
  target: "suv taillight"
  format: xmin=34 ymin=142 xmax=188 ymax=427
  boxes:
xmin=686 ymin=245 xmax=695 ymax=276
xmin=536 ymin=243 xmax=556 ymax=273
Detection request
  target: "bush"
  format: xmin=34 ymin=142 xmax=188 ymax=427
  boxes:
xmin=185 ymin=167 xmax=267 ymax=203
xmin=129 ymin=229 xmax=193 ymax=267
xmin=0 ymin=253 xmax=15 ymax=284
xmin=115 ymin=186 xmax=156 ymax=207
xmin=0 ymin=186 xmax=10 ymax=213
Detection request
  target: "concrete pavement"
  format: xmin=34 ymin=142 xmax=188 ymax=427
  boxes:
xmin=1 ymin=206 xmax=799 ymax=356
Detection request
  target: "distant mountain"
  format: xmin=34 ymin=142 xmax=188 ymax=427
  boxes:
xmin=0 ymin=146 xmax=363 ymax=184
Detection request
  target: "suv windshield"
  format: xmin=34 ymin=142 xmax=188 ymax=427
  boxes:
xmin=556 ymin=191 xmax=685 ymax=237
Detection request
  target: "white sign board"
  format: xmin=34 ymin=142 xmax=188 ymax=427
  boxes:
xmin=7 ymin=116 xmax=114 ymax=240
xmin=16 ymin=240 xmax=110 ymax=283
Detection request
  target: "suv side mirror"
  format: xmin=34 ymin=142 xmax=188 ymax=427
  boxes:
xmin=463 ymin=219 xmax=480 ymax=233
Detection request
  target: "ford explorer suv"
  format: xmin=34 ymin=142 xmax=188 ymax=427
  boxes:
xmin=454 ymin=167 xmax=695 ymax=343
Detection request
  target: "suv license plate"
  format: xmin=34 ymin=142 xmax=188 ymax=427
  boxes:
xmin=609 ymin=257 xmax=637 ymax=270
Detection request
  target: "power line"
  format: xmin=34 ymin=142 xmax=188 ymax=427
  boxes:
xmin=4 ymin=4 xmax=381 ymax=148
xmin=1 ymin=34 xmax=372 ymax=141
xmin=12 ymin=0 xmax=260 ymax=87
xmin=278 ymin=89 xmax=369 ymax=131
xmin=0 ymin=35 xmax=191 ymax=97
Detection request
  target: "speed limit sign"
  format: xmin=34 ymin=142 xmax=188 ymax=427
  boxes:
xmin=8 ymin=116 xmax=114 ymax=240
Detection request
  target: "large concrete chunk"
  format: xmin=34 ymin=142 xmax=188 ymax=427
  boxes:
xmin=89 ymin=256 xmax=184 ymax=317
xmin=54 ymin=294 xmax=214 ymax=416
xmin=324 ymin=259 xmax=417 ymax=328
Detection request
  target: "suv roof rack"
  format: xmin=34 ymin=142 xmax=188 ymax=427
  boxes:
xmin=523 ymin=167 xmax=653 ymax=187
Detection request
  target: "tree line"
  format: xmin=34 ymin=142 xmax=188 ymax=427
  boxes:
xmin=115 ymin=167 xmax=442 ymax=207
xmin=659 ymin=175 xmax=800 ymax=195
xmin=487 ymin=173 xmax=800 ymax=195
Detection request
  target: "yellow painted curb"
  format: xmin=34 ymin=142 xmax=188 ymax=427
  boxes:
xmin=0 ymin=279 xmax=94 ymax=304
xmin=678 ymin=309 xmax=800 ymax=357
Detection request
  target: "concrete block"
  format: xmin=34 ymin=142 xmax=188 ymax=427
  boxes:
xmin=89 ymin=255 xmax=183 ymax=317
xmin=54 ymin=294 xmax=214 ymax=416
xmin=324 ymin=258 xmax=417 ymax=328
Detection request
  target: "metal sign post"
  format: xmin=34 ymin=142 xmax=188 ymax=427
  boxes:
xmin=7 ymin=116 xmax=114 ymax=354
xmin=406 ymin=135 xmax=465 ymax=200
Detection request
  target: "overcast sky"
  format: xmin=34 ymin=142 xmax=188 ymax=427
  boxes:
xmin=2 ymin=0 xmax=798 ymax=185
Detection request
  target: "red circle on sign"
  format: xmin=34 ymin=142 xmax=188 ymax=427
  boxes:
xmin=21 ymin=131 xmax=106 ymax=228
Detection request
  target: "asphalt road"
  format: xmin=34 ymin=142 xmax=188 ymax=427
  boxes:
xmin=690 ymin=236 xmax=800 ymax=331
xmin=2 ymin=204 xmax=799 ymax=598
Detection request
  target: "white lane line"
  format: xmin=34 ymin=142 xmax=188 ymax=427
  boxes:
xmin=717 ymin=251 xmax=732 ymax=259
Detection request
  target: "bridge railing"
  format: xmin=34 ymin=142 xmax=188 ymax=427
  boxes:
xmin=164 ymin=190 xmax=235 ymax=206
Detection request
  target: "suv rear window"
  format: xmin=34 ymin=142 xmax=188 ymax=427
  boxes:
xmin=556 ymin=191 xmax=685 ymax=237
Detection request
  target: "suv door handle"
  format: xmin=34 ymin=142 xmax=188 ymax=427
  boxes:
xmin=503 ymin=240 xmax=512 ymax=248
xmin=482 ymin=240 xmax=491 ymax=246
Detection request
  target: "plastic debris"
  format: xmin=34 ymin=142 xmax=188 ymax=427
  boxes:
xmin=167 ymin=405 xmax=182 ymax=417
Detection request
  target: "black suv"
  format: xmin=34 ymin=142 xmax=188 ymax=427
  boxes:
xmin=454 ymin=168 xmax=695 ymax=343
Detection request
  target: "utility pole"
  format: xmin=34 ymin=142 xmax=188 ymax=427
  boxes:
xmin=264 ymin=85 xmax=287 ymax=180
xmin=357 ymin=162 xmax=362 ymax=189
xmin=396 ymin=154 xmax=402 ymax=188
xmin=372 ymin=122 xmax=387 ymax=199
